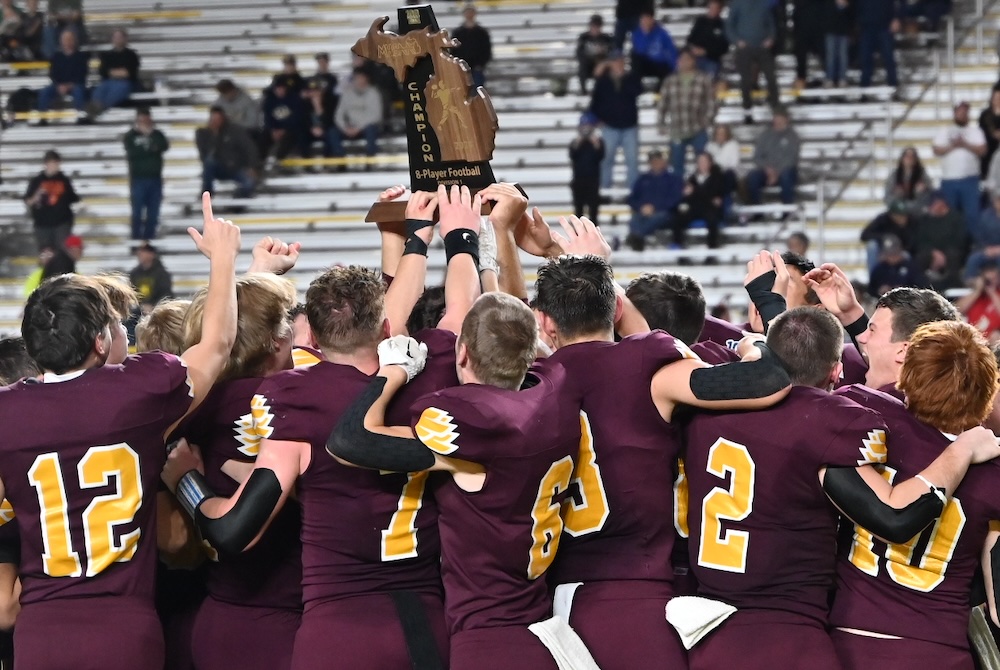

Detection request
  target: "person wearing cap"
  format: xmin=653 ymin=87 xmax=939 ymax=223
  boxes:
xmin=451 ymin=4 xmax=492 ymax=89
xmin=40 ymin=234 xmax=83 ymax=280
xmin=625 ymin=149 xmax=684 ymax=251
xmin=124 ymin=108 xmax=169 ymax=241
xmin=312 ymin=52 xmax=338 ymax=94
xmin=128 ymin=242 xmax=173 ymax=313
xmin=23 ymin=149 xmax=79 ymax=251
xmin=657 ymin=48 xmax=716 ymax=177
xmin=861 ymin=199 xmax=914 ymax=272
xmin=686 ymin=0 xmax=729 ymax=78
xmin=590 ymin=51 xmax=642 ymax=190
xmin=262 ymin=73 xmax=306 ymax=165
xmin=745 ymin=108 xmax=801 ymax=206
xmin=868 ymin=233 xmax=929 ymax=298
xmin=569 ymin=112 xmax=605 ymax=222
xmin=933 ymin=101 xmax=987 ymax=237
xmin=576 ymin=14 xmax=613 ymax=93
xmin=195 ymin=106 xmax=259 ymax=198
xmin=964 ymin=192 xmax=1000 ymax=282
xmin=911 ymin=191 xmax=968 ymax=291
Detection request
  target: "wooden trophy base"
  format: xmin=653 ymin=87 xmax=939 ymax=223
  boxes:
xmin=364 ymin=199 xmax=494 ymax=223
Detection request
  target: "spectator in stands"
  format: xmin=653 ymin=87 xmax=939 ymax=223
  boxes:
xmin=569 ymin=112 xmax=605 ymax=223
xmin=37 ymin=29 xmax=87 ymax=115
xmin=451 ymin=4 xmax=492 ymax=89
xmin=912 ymin=191 xmax=969 ymax=290
xmin=312 ymin=52 xmax=338 ymax=96
xmin=787 ymin=231 xmax=810 ymax=256
xmin=196 ymin=106 xmax=258 ymax=198
xmin=706 ymin=123 xmax=741 ymax=196
xmin=625 ymin=149 xmax=684 ymax=251
xmin=902 ymin=0 xmax=952 ymax=33
xmin=272 ymin=54 xmax=305 ymax=97
xmin=263 ymin=74 xmax=306 ymax=165
xmin=328 ymin=69 xmax=382 ymax=163
xmin=933 ymin=101 xmax=987 ymax=236
xmin=979 ymin=89 xmax=1000 ymax=177
xmin=673 ymin=151 xmax=726 ymax=249
xmin=965 ymin=193 xmax=1000 ymax=282
xmin=630 ymin=11 xmax=678 ymax=87
xmin=957 ymin=261 xmax=1000 ymax=342
xmin=868 ymin=234 xmax=929 ymax=297
xmin=213 ymin=79 xmax=261 ymax=131
xmin=745 ymin=108 xmax=801 ymax=206
xmin=41 ymin=0 xmax=83 ymax=60
xmin=793 ymin=0 xmax=827 ymax=89
xmin=726 ymin=0 xmax=778 ymax=124
xmin=23 ymin=149 xmax=79 ymax=250
xmin=305 ymin=77 xmax=337 ymax=159
xmin=686 ymin=0 xmax=729 ymax=78
xmin=40 ymin=234 xmax=82 ymax=279
xmin=591 ymin=51 xmax=642 ymax=190
xmin=857 ymin=0 xmax=900 ymax=89
xmin=884 ymin=146 xmax=933 ymax=214
xmin=89 ymin=28 xmax=140 ymax=116
xmin=824 ymin=0 xmax=853 ymax=88
xmin=861 ymin=199 xmax=914 ymax=271
xmin=124 ymin=108 xmax=169 ymax=241
xmin=614 ymin=0 xmax=653 ymax=50
xmin=0 ymin=0 xmax=22 ymax=62
xmin=657 ymin=48 xmax=716 ymax=176
xmin=576 ymin=14 xmax=613 ymax=93
xmin=351 ymin=52 xmax=399 ymax=123
xmin=128 ymin=242 xmax=172 ymax=313
xmin=17 ymin=0 xmax=43 ymax=61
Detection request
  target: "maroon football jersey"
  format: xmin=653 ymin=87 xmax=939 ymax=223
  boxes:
xmin=698 ymin=315 xmax=746 ymax=349
xmin=538 ymin=331 xmax=695 ymax=586
xmin=410 ymin=367 xmax=582 ymax=634
xmin=877 ymin=382 xmax=905 ymax=402
xmin=179 ymin=377 xmax=302 ymax=611
xmin=253 ymin=329 xmax=458 ymax=607
xmin=691 ymin=340 xmax=740 ymax=365
xmin=0 ymin=353 xmax=192 ymax=605
xmin=831 ymin=384 xmax=1000 ymax=648
xmin=684 ymin=386 xmax=887 ymax=623
xmin=835 ymin=344 xmax=869 ymax=388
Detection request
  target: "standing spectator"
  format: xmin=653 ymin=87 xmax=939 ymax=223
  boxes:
xmin=860 ymin=199 xmax=914 ymax=271
xmin=195 ymin=106 xmax=259 ymax=198
xmin=673 ymin=151 xmax=726 ymax=249
xmin=262 ymin=75 xmax=305 ymax=165
xmin=590 ymin=52 xmax=642 ymax=190
xmin=569 ymin=112 xmax=605 ymax=222
xmin=787 ymin=231 xmax=810 ymax=256
xmin=630 ymin=11 xmax=678 ymax=86
xmin=37 ymin=29 xmax=87 ymax=114
xmin=726 ymin=0 xmax=778 ymax=124
xmin=868 ymin=234 xmax=928 ymax=297
xmin=23 ymin=150 xmax=79 ymax=250
xmin=614 ymin=0 xmax=653 ymax=50
xmin=883 ymin=146 xmax=933 ymax=214
xmin=41 ymin=234 xmax=83 ymax=279
xmin=451 ymin=4 xmax=492 ymax=89
xmin=706 ymin=123 xmax=741 ymax=195
xmin=964 ymin=193 xmax=1000 ymax=282
xmin=312 ymin=52 xmax=338 ymax=94
xmin=857 ymin=0 xmax=900 ymax=89
xmin=657 ymin=49 xmax=716 ymax=176
xmin=956 ymin=262 xmax=1000 ymax=342
xmin=625 ymin=150 xmax=684 ymax=251
xmin=576 ymin=14 xmax=613 ymax=93
xmin=686 ymin=0 xmax=729 ymax=78
xmin=128 ymin=242 xmax=173 ymax=313
xmin=328 ymin=69 xmax=382 ymax=162
xmin=979 ymin=88 xmax=1000 ymax=177
xmin=933 ymin=101 xmax=987 ymax=236
xmin=824 ymin=0 xmax=853 ymax=88
xmin=88 ymin=28 xmax=139 ymax=116
xmin=124 ymin=109 xmax=169 ymax=241
xmin=41 ymin=0 xmax=83 ymax=60
xmin=745 ymin=108 xmax=801 ymax=205
xmin=911 ymin=192 xmax=969 ymax=290
xmin=793 ymin=0 xmax=827 ymax=89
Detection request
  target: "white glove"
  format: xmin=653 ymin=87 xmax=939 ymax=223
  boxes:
xmin=377 ymin=335 xmax=428 ymax=382
xmin=479 ymin=217 xmax=499 ymax=277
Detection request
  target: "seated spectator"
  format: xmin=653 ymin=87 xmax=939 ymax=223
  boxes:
xmin=706 ymin=123 xmax=740 ymax=195
xmin=958 ymin=262 xmax=1000 ymax=342
xmin=673 ymin=151 xmax=726 ymax=249
xmin=128 ymin=242 xmax=172 ymax=313
xmin=860 ymin=199 xmax=914 ymax=272
xmin=686 ymin=0 xmax=729 ymax=78
xmin=824 ymin=0 xmax=853 ymax=88
xmin=868 ymin=234 xmax=929 ymax=297
xmin=351 ymin=52 xmax=399 ymax=123
xmin=305 ymin=77 xmax=337 ymax=159
xmin=631 ymin=10 xmax=678 ymax=87
xmin=23 ymin=150 xmax=78 ymax=250
xmin=213 ymin=79 xmax=262 ymax=131
xmin=15 ymin=0 xmax=42 ymax=61
xmin=911 ymin=191 xmax=969 ymax=290
xmin=42 ymin=0 xmax=84 ymax=60
xmin=312 ymin=52 xmax=339 ymax=95
xmin=576 ymin=14 xmax=613 ymax=93
xmin=614 ymin=0 xmax=653 ymax=50
xmin=933 ymin=101 xmax=986 ymax=237
xmin=41 ymin=234 xmax=83 ymax=279
xmin=745 ymin=108 xmax=801 ymax=206
xmin=884 ymin=146 xmax=933 ymax=214
xmin=786 ymin=231 xmax=810 ymax=256
xmin=902 ymin=0 xmax=952 ymax=32
xmin=0 ymin=0 xmax=22 ymax=61
xmin=88 ymin=28 xmax=139 ymax=116
xmin=328 ymin=69 xmax=382 ymax=162
xmin=980 ymin=88 xmax=1000 ymax=177
xmin=452 ymin=4 xmax=492 ymax=89
xmin=37 ymin=29 xmax=87 ymax=114
xmin=625 ymin=150 xmax=684 ymax=251
xmin=271 ymin=54 xmax=304 ymax=97
xmin=195 ymin=106 xmax=259 ymax=198
xmin=262 ymin=74 xmax=306 ymax=164
xmin=657 ymin=49 xmax=716 ymax=176
xmin=965 ymin=193 xmax=1000 ymax=283
xmin=569 ymin=113 xmax=605 ymax=223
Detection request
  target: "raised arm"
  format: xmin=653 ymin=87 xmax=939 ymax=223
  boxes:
xmin=246 ymin=236 xmax=301 ymax=275
xmin=983 ymin=524 xmax=1000 ymax=627
xmin=804 ymin=263 xmax=869 ymax=348
xmin=743 ymin=250 xmax=790 ymax=332
xmin=374 ymin=185 xmax=407 ymax=279
xmin=385 ymin=191 xmax=438 ymax=336
xmin=437 ymin=185 xmax=482 ymax=334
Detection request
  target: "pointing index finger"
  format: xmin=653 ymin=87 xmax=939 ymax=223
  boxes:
xmin=202 ymin=192 xmax=214 ymax=225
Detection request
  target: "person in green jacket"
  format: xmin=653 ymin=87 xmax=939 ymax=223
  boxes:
xmin=124 ymin=108 xmax=169 ymax=240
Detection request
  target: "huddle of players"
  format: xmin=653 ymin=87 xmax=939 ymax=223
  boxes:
xmin=0 ymin=181 xmax=998 ymax=670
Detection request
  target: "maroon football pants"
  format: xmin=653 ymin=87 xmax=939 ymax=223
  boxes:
xmin=191 ymin=596 xmax=300 ymax=670
xmin=831 ymin=628 xmax=973 ymax=670
xmin=451 ymin=626 xmax=558 ymax=670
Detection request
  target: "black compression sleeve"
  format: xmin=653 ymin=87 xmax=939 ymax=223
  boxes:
xmin=192 ymin=468 xmax=282 ymax=558
xmin=744 ymin=271 xmax=787 ymax=332
xmin=326 ymin=377 xmax=436 ymax=472
xmin=823 ymin=466 xmax=944 ymax=544
xmin=991 ymin=539 xmax=1000 ymax=618
xmin=689 ymin=342 xmax=791 ymax=401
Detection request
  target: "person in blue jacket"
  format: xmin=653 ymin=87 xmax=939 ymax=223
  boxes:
xmin=630 ymin=11 xmax=678 ymax=87
xmin=626 ymin=150 xmax=684 ymax=251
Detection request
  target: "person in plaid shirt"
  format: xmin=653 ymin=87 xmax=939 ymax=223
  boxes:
xmin=657 ymin=49 xmax=717 ymax=177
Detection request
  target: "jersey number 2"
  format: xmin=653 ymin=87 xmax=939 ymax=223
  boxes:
xmin=28 ymin=443 xmax=143 ymax=578
xmin=697 ymin=438 xmax=756 ymax=573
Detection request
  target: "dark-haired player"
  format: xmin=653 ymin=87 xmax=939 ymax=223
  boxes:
xmin=0 ymin=194 xmax=240 ymax=670
xmin=831 ymin=321 xmax=1000 ymax=670
xmin=682 ymin=308 xmax=999 ymax=670
xmin=0 ymin=337 xmax=40 ymax=385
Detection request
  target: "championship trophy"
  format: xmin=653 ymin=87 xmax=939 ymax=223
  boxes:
xmin=355 ymin=4 xmax=500 ymax=222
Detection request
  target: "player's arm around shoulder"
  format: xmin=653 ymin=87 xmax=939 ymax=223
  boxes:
xmin=982 ymin=523 xmax=1000 ymax=627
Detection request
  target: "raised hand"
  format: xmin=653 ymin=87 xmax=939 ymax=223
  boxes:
xmin=378 ymin=184 xmax=407 ymax=203
xmin=162 ymin=438 xmax=204 ymax=493
xmin=405 ymin=190 xmax=440 ymax=226
xmin=803 ymin=262 xmax=864 ymax=324
xmin=555 ymin=215 xmax=611 ymax=261
xmin=514 ymin=207 xmax=565 ymax=258
xmin=188 ymin=192 xmax=241 ymax=261
xmin=438 ymin=184 xmax=482 ymax=238
xmin=248 ymin=236 xmax=301 ymax=275
xmin=479 ymin=182 xmax=528 ymax=232
xmin=744 ymin=250 xmax=788 ymax=298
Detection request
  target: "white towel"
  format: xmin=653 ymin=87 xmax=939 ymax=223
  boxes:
xmin=552 ymin=582 xmax=583 ymax=620
xmin=664 ymin=596 xmax=738 ymax=650
xmin=528 ymin=616 xmax=602 ymax=670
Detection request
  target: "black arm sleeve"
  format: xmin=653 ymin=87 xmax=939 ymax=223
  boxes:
xmin=326 ymin=377 xmax=436 ymax=473
xmin=823 ymin=466 xmax=944 ymax=544
xmin=744 ymin=271 xmax=787 ymax=332
xmin=689 ymin=342 xmax=791 ymax=401
xmin=192 ymin=469 xmax=282 ymax=558
xmin=991 ymin=538 xmax=1000 ymax=618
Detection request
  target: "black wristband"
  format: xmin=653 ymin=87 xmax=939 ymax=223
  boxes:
xmin=405 ymin=218 xmax=435 ymax=235
xmin=444 ymin=229 xmax=481 ymax=268
xmin=745 ymin=271 xmax=787 ymax=332
xmin=403 ymin=236 xmax=429 ymax=257
xmin=845 ymin=314 xmax=869 ymax=339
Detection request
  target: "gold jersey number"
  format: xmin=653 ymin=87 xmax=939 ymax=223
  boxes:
xmin=697 ymin=438 xmax=756 ymax=573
